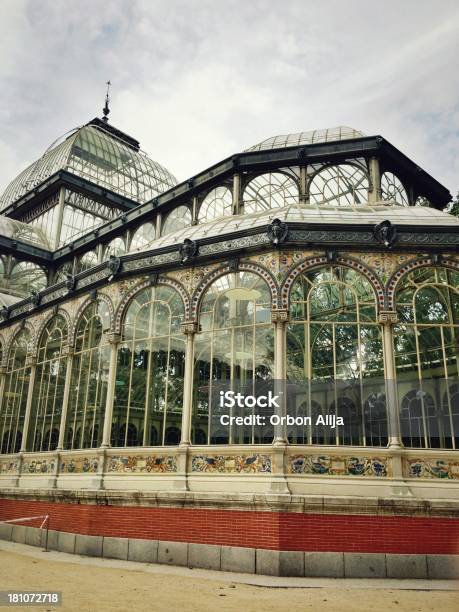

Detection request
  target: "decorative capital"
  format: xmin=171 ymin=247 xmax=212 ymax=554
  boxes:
xmin=180 ymin=239 xmax=198 ymax=263
xmin=62 ymin=345 xmax=75 ymax=358
xmin=107 ymin=255 xmax=122 ymax=279
xmin=373 ymin=220 xmax=397 ymax=248
xmin=180 ymin=321 xmax=198 ymax=335
xmin=271 ymin=309 xmax=289 ymax=323
xmin=379 ymin=311 xmax=398 ymax=325
xmin=267 ymin=218 xmax=288 ymax=246
xmin=30 ymin=290 xmax=41 ymax=307
xmin=26 ymin=355 xmax=37 ymax=367
xmin=65 ymin=274 xmax=76 ymax=293
xmin=105 ymin=332 xmax=121 ymax=345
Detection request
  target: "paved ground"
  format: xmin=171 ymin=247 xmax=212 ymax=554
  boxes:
xmin=0 ymin=541 xmax=458 ymax=612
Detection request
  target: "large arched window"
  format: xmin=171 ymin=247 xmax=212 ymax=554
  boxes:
xmin=0 ymin=328 xmax=32 ymax=454
xmin=104 ymin=237 xmax=126 ymax=259
xmin=309 ymin=163 xmax=369 ymax=206
xmin=198 ymin=187 xmax=232 ymax=223
xmin=394 ymin=266 xmax=459 ymax=448
xmin=65 ymin=300 xmax=111 ymax=449
xmin=113 ymin=285 xmax=186 ymax=447
xmin=28 ymin=316 xmax=68 ymax=451
xmin=287 ymin=265 xmax=385 ymax=446
xmin=243 ymin=172 xmax=298 ymax=214
xmin=9 ymin=261 xmax=47 ymax=296
xmin=129 ymin=222 xmax=156 ymax=252
xmin=161 ymin=206 xmax=192 ymax=236
xmin=381 ymin=172 xmax=408 ymax=206
xmin=192 ymin=271 xmax=273 ymax=444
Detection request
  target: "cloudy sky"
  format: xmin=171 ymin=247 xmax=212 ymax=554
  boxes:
xmin=0 ymin=0 xmax=458 ymax=198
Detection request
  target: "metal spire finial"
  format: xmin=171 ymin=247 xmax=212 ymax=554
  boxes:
xmin=102 ymin=80 xmax=111 ymax=123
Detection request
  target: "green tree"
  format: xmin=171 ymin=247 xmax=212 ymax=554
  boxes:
xmin=448 ymin=191 xmax=459 ymax=216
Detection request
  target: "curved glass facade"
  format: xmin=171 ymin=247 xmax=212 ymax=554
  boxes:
xmin=0 ymin=125 xmax=177 ymax=210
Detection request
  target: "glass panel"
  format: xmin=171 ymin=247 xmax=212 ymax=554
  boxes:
xmin=243 ymin=172 xmax=298 ymax=214
xmin=113 ymin=286 xmax=185 ymax=447
xmin=0 ymin=329 xmax=32 ymax=454
xmin=192 ymin=272 xmax=274 ymax=444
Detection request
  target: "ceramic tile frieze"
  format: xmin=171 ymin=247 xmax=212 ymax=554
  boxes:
xmin=191 ymin=454 xmax=272 ymax=473
xmin=404 ymin=457 xmax=459 ymax=480
xmin=22 ymin=458 xmax=56 ymax=474
xmin=60 ymin=456 xmax=99 ymax=473
xmin=107 ymin=455 xmax=177 ymax=473
xmin=288 ymin=454 xmax=389 ymax=477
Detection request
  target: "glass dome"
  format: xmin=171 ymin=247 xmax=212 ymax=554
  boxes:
xmin=245 ymin=126 xmax=365 ymax=152
xmin=0 ymin=122 xmax=178 ymax=210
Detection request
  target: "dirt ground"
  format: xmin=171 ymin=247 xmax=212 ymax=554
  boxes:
xmin=0 ymin=546 xmax=458 ymax=612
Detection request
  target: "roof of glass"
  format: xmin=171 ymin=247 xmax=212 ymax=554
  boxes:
xmin=0 ymin=215 xmax=52 ymax=249
xmin=0 ymin=122 xmax=178 ymax=211
xmin=146 ymin=203 xmax=459 ymax=251
xmin=245 ymin=126 xmax=365 ymax=152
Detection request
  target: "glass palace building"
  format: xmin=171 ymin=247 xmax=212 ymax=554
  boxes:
xmin=0 ymin=116 xmax=458 ymax=578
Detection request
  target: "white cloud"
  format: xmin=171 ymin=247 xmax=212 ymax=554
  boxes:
xmin=0 ymin=0 xmax=458 ymax=196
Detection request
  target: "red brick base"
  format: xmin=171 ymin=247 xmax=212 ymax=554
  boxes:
xmin=1 ymin=498 xmax=458 ymax=555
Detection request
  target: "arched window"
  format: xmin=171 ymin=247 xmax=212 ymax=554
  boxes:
xmin=394 ymin=266 xmax=459 ymax=448
xmin=309 ymin=163 xmax=369 ymax=206
xmin=381 ymin=172 xmax=408 ymax=206
xmin=243 ymin=172 xmax=298 ymax=214
xmin=28 ymin=315 xmax=68 ymax=451
xmin=105 ymin=237 xmax=126 ymax=259
xmin=0 ymin=328 xmax=32 ymax=454
xmin=9 ymin=261 xmax=47 ymax=296
xmin=192 ymin=271 xmax=273 ymax=444
xmin=287 ymin=265 xmax=385 ymax=446
xmin=130 ymin=222 xmax=156 ymax=252
xmin=161 ymin=206 xmax=192 ymax=236
xmin=65 ymin=300 xmax=111 ymax=449
xmin=113 ymin=285 xmax=186 ymax=447
xmin=76 ymin=251 xmax=98 ymax=273
xmin=198 ymin=187 xmax=232 ymax=223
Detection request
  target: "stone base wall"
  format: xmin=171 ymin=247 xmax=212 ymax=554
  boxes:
xmin=0 ymin=523 xmax=458 ymax=579
xmin=0 ymin=490 xmax=459 ymax=578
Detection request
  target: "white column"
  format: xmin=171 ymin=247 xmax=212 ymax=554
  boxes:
xmin=272 ymin=309 xmax=289 ymax=445
xmin=101 ymin=333 xmax=120 ymax=448
xmin=20 ymin=356 xmax=37 ymax=452
xmin=380 ymin=312 xmax=402 ymax=448
xmin=179 ymin=322 xmax=197 ymax=446
xmin=0 ymin=366 xmax=6 ymax=415
xmin=57 ymin=346 xmax=74 ymax=451
xmin=368 ymin=157 xmax=382 ymax=203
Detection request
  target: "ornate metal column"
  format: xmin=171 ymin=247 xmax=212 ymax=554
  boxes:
xmin=101 ymin=332 xmax=121 ymax=448
xmin=0 ymin=365 xmax=6 ymax=415
xmin=379 ymin=311 xmax=402 ymax=449
xmin=179 ymin=322 xmax=197 ymax=446
xmin=232 ymin=173 xmax=241 ymax=215
xmin=56 ymin=345 xmax=74 ymax=451
xmin=20 ymin=355 xmax=37 ymax=452
xmin=270 ymin=309 xmax=290 ymax=494
xmin=379 ymin=311 xmax=410 ymax=494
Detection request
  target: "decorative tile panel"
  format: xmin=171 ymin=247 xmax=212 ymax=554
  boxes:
xmin=191 ymin=454 xmax=272 ymax=473
xmin=107 ymin=455 xmax=177 ymax=473
xmin=288 ymin=455 xmax=388 ymax=477
xmin=22 ymin=458 xmax=56 ymax=474
xmin=0 ymin=459 xmax=20 ymax=474
xmin=404 ymin=457 xmax=459 ymax=480
xmin=60 ymin=456 xmax=99 ymax=473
